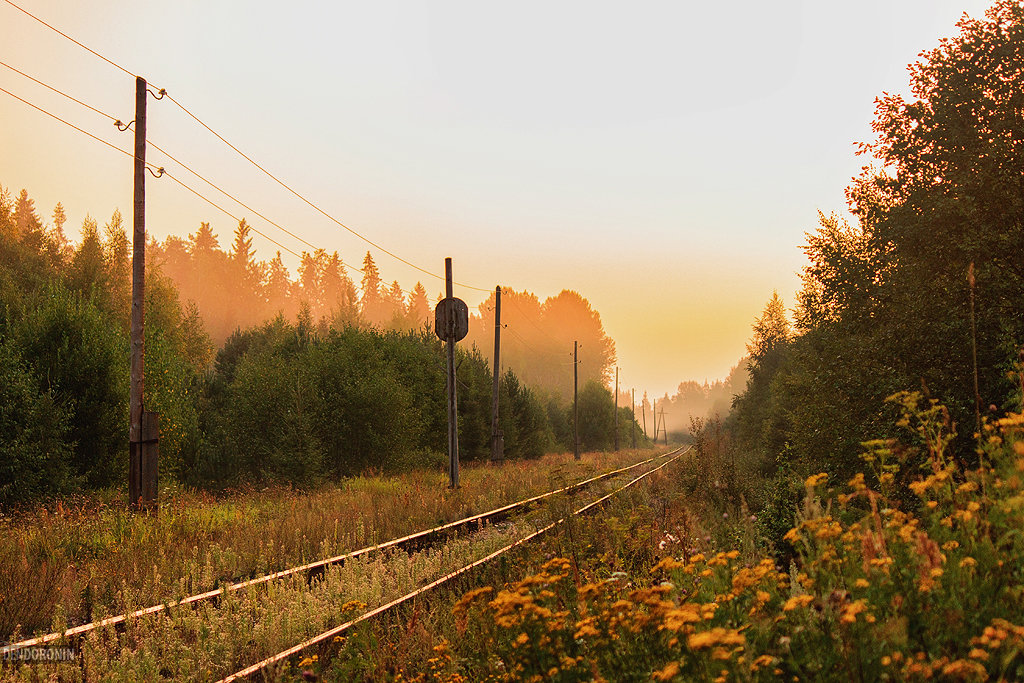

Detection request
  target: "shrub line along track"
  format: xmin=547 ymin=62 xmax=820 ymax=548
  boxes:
xmin=215 ymin=446 xmax=690 ymax=682
xmin=1 ymin=448 xmax=684 ymax=656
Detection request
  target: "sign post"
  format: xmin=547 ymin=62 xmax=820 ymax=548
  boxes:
xmin=434 ymin=258 xmax=468 ymax=488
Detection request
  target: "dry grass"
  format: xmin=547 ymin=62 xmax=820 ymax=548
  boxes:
xmin=0 ymin=449 xmax=658 ymax=641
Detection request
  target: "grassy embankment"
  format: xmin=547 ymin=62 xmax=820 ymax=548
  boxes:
xmin=358 ymin=394 xmax=1024 ymax=683
xmin=0 ymin=449 xmax=659 ymax=652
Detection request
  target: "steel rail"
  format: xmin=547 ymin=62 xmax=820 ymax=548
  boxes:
xmin=215 ymin=447 xmax=690 ymax=682
xmin=1 ymin=447 xmax=684 ymax=655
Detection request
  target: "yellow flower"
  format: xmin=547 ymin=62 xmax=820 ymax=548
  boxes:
xmin=942 ymin=540 xmax=960 ymax=551
xmin=782 ymin=595 xmax=814 ymax=611
xmin=805 ymin=473 xmax=828 ymax=488
xmin=840 ymin=600 xmax=868 ymax=624
xmin=687 ymin=628 xmax=745 ymax=650
xmin=652 ymin=661 xmax=680 ymax=681
xmin=515 ymin=633 xmax=529 ymax=646
xmin=960 ymin=557 xmax=977 ymax=568
xmin=854 ymin=578 xmax=869 ymax=588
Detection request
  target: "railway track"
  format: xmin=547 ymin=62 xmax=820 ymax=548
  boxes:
xmin=1 ymin=447 xmax=685 ymax=659
xmin=215 ymin=447 xmax=689 ymax=682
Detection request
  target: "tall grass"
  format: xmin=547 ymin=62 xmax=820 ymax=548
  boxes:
xmin=0 ymin=449 xmax=657 ymax=641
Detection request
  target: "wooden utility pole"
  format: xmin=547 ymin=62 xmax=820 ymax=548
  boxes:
xmin=614 ymin=367 xmax=619 ymax=451
xmin=641 ymin=394 xmax=647 ymax=438
xmin=490 ymin=285 xmax=503 ymax=463
xmin=660 ymin=406 xmax=668 ymax=445
xmin=129 ymin=76 xmax=158 ymax=509
xmin=445 ymin=258 xmax=460 ymax=487
xmin=631 ymin=388 xmax=636 ymax=449
xmin=652 ymin=397 xmax=657 ymax=444
xmin=573 ymin=340 xmax=579 ymax=460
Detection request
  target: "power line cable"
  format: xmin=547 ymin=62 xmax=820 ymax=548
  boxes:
xmin=0 ymin=58 xmax=118 ymax=122
xmin=502 ymin=289 xmax=565 ymax=347
xmin=0 ymin=83 xmax=305 ymax=260
xmin=0 ymin=61 xmax=424 ymax=295
xmin=3 ymin=0 xmax=485 ymax=295
xmin=0 ymin=84 xmax=147 ymax=168
xmin=163 ymin=93 xmax=492 ymax=293
xmin=3 ymin=0 xmax=137 ymax=80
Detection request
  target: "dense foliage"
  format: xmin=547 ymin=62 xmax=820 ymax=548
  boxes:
xmin=729 ymin=2 xmax=1024 ymax=538
xmin=0 ymin=186 xmax=644 ymax=506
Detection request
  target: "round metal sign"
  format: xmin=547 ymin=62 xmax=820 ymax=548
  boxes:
xmin=434 ymin=297 xmax=469 ymax=342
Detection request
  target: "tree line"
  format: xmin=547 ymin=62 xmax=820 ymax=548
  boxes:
xmin=0 ymin=189 xmax=647 ymax=507
xmin=727 ymin=0 xmax=1024 ymax=547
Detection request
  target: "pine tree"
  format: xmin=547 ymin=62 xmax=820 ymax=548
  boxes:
xmin=50 ymin=202 xmax=71 ymax=262
xmin=407 ymin=282 xmax=430 ymax=330
xmin=360 ymin=251 xmax=383 ymax=326
xmin=265 ymin=251 xmax=292 ymax=319
xmin=69 ymin=216 xmax=106 ymax=298
xmin=14 ymin=189 xmax=42 ymax=237
xmin=384 ymin=280 xmax=405 ymax=328
xmin=102 ymin=209 xmax=131 ymax=323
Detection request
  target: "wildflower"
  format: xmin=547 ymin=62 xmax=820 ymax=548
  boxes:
xmin=783 ymin=595 xmax=814 ymax=611
xmin=805 ymin=473 xmax=828 ymax=488
xmin=968 ymin=648 xmax=988 ymax=661
xmin=840 ymin=600 xmax=868 ymax=624
xmin=687 ymin=627 xmax=745 ymax=650
xmin=663 ymin=604 xmax=701 ymax=631
xmin=941 ymin=540 xmax=959 ymax=551
xmin=960 ymin=557 xmax=977 ymax=569
xmin=651 ymin=557 xmax=686 ymax=573
xmin=941 ymin=660 xmax=987 ymax=678
xmin=854 ymin=578 xmax=869 ymax=588
xmin=651 ymin=662 xmax=680 ymax=681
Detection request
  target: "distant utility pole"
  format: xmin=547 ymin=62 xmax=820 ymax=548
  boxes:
xmin=658 ymin=406 xmax=668 ymax=445
xmin=490 ymin=285 xmax=503 ymax=463
xmin=129 ymin=76 xmax=159 ymax=510
xmin=652 ymin=397 xmax=658 ymax=444
xmin=642 ymin=394 xmax=647 ymax=439
xmin=573 ymin=340 xmax=580 ymax=460
xmin=631 ymin=388 xmax=636 ymax=449
xmin=614 ymin=367 xmax=620 ymax=451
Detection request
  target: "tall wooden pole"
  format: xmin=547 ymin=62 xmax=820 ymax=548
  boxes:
xmin=631 ymin=388 xmax=636 ymax=449
xmin=614 ymin=367 xmax=619 ymax=451
xmin=490 ymin=285 xmax=503 ymax=463
xmin=652 ymin=398 xmax=658 ymax=445
xmin=641 ymin=394 xmax=647 ymax=438
xmin=573 ymin=340 xmax=579 ymax=460
xmin=445 ymin=258 xmax=460 ymax=488
xmin=129 ymin=76 xmax=147 ymax=507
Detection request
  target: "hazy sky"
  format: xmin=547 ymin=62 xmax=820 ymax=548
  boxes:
xmin=1 ymin=0 xmax=995 ymax=397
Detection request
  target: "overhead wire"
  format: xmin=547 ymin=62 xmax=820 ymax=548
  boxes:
xmin=163 ymin=94 xmax=492 ymax=292
xmin=0 ymin=84 xmax=144 ymax=168
xmin=503 ymin=290 xmax=567 ymax=348
xmin=3 ymin=0 xmax=137 ymax=80
xmin=0 ymin=61 xmax=427 ymax=295
xmin=0 ymin=82 xmax=310 ymax=260
xmin=0 ymin=58 xmax=117 ymax=122
xmin=2 ymin=0 xmax=472 ymax=297
xmin=3 ymin=2 xmax=569 ymax=310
